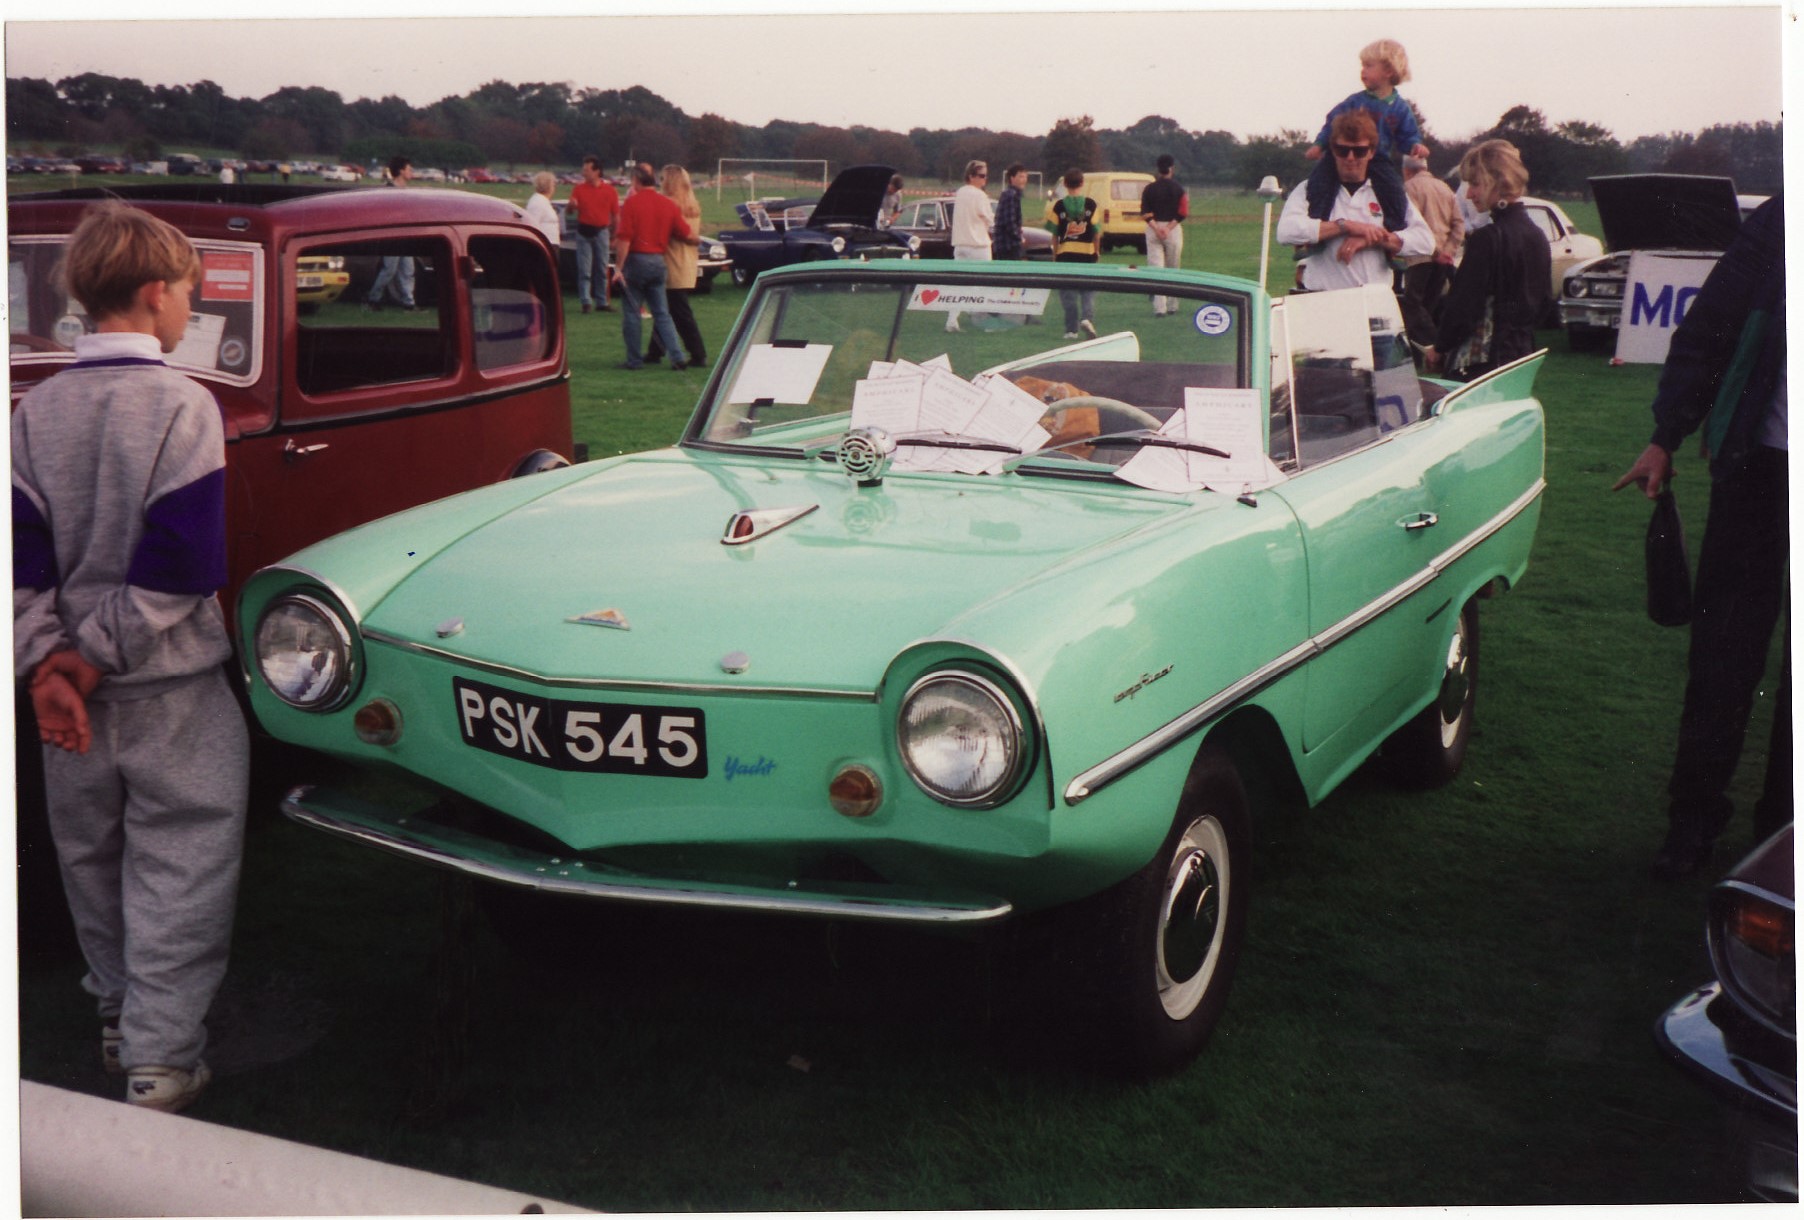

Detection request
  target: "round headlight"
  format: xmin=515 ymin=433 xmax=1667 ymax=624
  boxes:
xmin=1566 ymin=279 xmax=1587 ymax=298
xmin=897 ymin=672 xmax=1025 ymax=807
xmin=255 ymin=593 xmax=356 ymax=710
xmin=830 ymin=235 xmax=847 ymax=254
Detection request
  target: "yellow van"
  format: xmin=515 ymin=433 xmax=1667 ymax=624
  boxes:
xmin=1042 ymin=171 xmax=1156 ymax=252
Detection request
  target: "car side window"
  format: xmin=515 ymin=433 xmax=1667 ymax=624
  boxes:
xmin=1526 ymin=206 xmax=1562 ymax=243
xmin=293 ymin=236 xmax=454 ymax=398
xmin=1281 ymin=284 xmax=1423 ymax=468
xmin=468 ymin=234 xmax=556 ymax=372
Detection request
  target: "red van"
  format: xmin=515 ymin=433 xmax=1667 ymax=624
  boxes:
xmin=8 ymin=183 xmax=575 ymax=615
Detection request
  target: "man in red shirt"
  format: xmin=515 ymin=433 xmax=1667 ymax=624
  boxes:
xmin=569 ymin=155 xmax=620 ymax=312
xmin=610 ymin=162 xmax=695 ymax=370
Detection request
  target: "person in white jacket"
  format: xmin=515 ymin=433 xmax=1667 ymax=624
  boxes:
xmin=1276 ymin=111 xmax=1433 ymax=292
xmin=523 ymin=171 xmax=562 ymax=248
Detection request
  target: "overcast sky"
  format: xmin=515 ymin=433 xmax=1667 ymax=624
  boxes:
xmin=3 ymin=2 xmax=1793 ymax=147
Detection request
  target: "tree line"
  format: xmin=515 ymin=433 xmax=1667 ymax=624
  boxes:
xmin=5 ymin=72 xmax=1783 ymax=196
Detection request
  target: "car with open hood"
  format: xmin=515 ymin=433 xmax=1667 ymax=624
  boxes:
xmin=1557 ymin=174 xmax=1764 ymax=350
xmin=716 ymin=163 xmax=918 ymax=287
xmin=1656 ymin=824 xmax=1796 ymax=1202
xmin=242 ymin=259 xmax=1546 ymax=1077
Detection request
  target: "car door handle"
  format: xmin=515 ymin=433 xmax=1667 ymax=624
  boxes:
xmin=1401 ymin=512 xmax=1439 ymax=531
xmin=283 ymin=439 xmax=330 ymax=463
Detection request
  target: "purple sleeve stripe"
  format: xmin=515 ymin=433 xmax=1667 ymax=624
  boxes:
xmin=12 ymin=487 xmax=58 ymax=590
xmin=126 ymin=467 xmax=228 ymax=594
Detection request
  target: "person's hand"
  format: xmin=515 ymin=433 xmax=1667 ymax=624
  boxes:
xmin=1435 ymin=250 xmax=1456 ymax=265
xmin=1613 ymin=443 xmax=1675 ymax=499
xmin=31 ymin=648 xmax=104 ymax=698
xmin=30 ymin=670 xmax=91 ymax=754
xmin=1304 ymin=145 xmax=1324 ymax=161
xmin=1337 ymin=233 xmax=1371 ymax=262
xmin=1423 ymin=347 xmax=1444 ymax=374
xmin=1411 ymin=143 xmax=1430 ymax=159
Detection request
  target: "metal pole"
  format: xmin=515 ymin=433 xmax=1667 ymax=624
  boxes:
xmin=1257 ymin=175 xmax=1282 ymax=294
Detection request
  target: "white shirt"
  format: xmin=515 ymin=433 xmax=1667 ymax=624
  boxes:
xmin=1275 ymin=178 xmax=1435 ymax=291
xmin=523 ymin=193 xmax=562 ymax=248
xmin=951 ymin=183 xmax=995 ymax=250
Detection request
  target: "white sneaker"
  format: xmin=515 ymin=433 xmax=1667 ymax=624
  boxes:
xmin=1079 ymin=320 xmax=1097 ymax=339
xmin=102 ymin=1021 xmax=123 ymax=1076
xmin=1064 ymin=331 xmax=1080 ymax=339
xmin=127 ymin=1062 xmax=211 ymax=1113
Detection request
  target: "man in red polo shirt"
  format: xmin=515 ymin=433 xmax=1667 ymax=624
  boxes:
xmin=610 ymin=162 xmax=695 ymax=370
xmin=569 ymin=155 xmax=620 ymax=313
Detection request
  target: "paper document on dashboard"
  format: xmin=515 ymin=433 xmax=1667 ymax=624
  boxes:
xmin=1117 ymin=388 xmax=1284 ymax=493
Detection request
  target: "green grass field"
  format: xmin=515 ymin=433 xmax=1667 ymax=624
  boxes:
xmin=16 ymin=189 xmax=1782 ymax=1209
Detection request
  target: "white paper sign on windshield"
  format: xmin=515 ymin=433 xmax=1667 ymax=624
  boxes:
xmin=907 ymin=285 xmax=1051 ymax=317
xmin=727 ymin=342 xmax=834 ymax=404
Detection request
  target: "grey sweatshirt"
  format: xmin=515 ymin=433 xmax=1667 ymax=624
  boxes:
xmin=12 ymin=332 xmax=233 ymax=700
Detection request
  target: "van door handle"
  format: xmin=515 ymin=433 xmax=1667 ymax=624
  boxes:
xmin=283 ymin=439 xmax=330 ymax=463
xmin=1401 ymin=512 xmax=1438 ymax=531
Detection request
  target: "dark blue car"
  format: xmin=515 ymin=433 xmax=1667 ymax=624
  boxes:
xmin=717 ymin=164 xmax=917 ymax=287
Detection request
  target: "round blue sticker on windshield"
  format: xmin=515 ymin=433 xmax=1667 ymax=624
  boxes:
xmin=1194 ymin=304 xmax=1233 ymax=336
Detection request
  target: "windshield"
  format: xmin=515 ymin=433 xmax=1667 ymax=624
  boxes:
xmin=689 ymin=266 xmax=1255 ymax=481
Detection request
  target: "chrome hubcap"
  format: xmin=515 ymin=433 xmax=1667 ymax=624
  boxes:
xmin=1435 ymin=620 xmax=1472 ymax=747
xmin=1156 ymin=816 xmax=1229 ymax=1019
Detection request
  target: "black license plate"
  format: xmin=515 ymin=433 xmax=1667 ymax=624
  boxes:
xmin=453 ymin=677 xmax=707 ymax=778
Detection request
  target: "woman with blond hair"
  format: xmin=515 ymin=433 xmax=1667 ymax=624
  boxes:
xmin=646 ymin=163 xmax=708 ymax=368
xmin=1425 ymin=140 xmax=1550 ymax=380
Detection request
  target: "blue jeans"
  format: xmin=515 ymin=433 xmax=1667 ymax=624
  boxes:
xmin=619 ymin=252 xmax=686 ymax=368
xmin=575 ymin=227 xmax=611 ymax=307
xmin=367 ymin=256 xmax=415 ymax=307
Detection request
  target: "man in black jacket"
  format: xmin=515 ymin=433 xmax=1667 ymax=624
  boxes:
xmin=1614 ymin=195 xmax=1788 ymax=879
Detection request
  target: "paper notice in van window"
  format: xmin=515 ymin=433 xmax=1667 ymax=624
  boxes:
xmin=200 ymin=251 xmax=255 ymax=303
xmin=170 ymin=311 xmax=226 ymax=370
xmin=727 ymin=342 xmax=833 ymax=404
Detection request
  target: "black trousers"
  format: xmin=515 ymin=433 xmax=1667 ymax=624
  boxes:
xmin=1667 ymin=445 xmax=1791 ymax=843
xmin=648 ymin=288 xmax=706 ymax=366
xmin=1399 ymin=261 xmax=1448 ymax=345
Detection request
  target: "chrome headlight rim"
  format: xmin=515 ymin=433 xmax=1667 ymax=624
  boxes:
xmin=253 ymin=591 xmax=359 ymax=712
xmin=896 ymin=669 xmax=1028 ymax=809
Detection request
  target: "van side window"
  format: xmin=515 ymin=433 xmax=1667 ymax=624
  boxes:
xmin=9 ymin=235 xmax=262 ymax=384
xmin=468 ymin=235 xmax=556 ymax=372
xmin=294 ymin=237 xmax=452 ymax=396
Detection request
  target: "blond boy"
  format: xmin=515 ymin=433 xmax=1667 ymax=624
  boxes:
xmin=12 ymin=201 xmax=249 ymax=1114
xmin=1302 ymin=38 xmax=1431 ymax=232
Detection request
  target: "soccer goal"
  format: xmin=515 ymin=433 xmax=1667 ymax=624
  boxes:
xmin=717 ymin=159 xmax=830 ymax=202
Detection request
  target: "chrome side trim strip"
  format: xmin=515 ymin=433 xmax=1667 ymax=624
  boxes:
xmin=282 ymin=787 xmax=1011 ymax=925
xmin=1064 ymin=478 xmax=1545 ymax=804
xmin=359 ymin=628 xmax=879 ymax=701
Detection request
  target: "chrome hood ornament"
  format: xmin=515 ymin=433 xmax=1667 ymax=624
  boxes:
xmin=722 ymin=503 xmax=820 ymax=546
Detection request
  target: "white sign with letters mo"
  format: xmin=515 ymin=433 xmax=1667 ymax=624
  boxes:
xmin=1615 ymin=250 xmax=1719 ymax=364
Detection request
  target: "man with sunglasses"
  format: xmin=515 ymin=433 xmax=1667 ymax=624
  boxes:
xmin=1276 ymin=112 xmax=1432 ymax=292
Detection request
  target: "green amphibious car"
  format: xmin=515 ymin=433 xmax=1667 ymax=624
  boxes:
xmin=244 ymin=260 xmax=1545 ymax=1075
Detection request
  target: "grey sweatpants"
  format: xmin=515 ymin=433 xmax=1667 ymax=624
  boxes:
xmin=43 ymin=667 xmax=249 ymax=1072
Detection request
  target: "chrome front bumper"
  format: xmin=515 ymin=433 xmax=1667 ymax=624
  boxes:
xmin=281 ymin=784 xmax=1013 ymax=926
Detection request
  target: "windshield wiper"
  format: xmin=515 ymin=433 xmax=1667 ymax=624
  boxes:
xmin=1001 ymin=428 xmax=1231 ymax=471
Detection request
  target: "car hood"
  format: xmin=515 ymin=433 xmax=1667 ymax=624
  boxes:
xmin=1589 ymin=174 xmax=1743 ymax=252
xmin=358 ymin=450 xmax=1184 ymax=692
xmin=807 ymin=164 xmax=896 ymax=228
